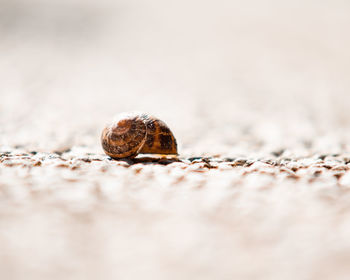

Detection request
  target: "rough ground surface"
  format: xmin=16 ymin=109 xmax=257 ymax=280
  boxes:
xmin=1 ymin=0 xmax=350 ymax=279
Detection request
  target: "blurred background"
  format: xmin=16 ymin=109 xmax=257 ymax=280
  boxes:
xmin=1 ymin=0 xmax=350 ymax=156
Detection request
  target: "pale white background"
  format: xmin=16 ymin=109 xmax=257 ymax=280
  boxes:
xmin=1 ymin=0 xmax=350 ymax=156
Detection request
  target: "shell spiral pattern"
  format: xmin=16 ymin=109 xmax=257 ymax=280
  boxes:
xmin=101 ymin=112 xmax=178 ymax=159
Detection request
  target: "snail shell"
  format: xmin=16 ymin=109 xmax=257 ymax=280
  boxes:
xmin=101 ymin=112 xmax=178 ymax=159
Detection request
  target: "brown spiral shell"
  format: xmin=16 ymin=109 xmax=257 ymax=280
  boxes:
xmin=101 ymin=112 xmax=178 ymax=159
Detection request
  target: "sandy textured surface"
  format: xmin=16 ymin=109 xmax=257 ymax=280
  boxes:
xmin=1 ymin=0 xmax=350 ymax=279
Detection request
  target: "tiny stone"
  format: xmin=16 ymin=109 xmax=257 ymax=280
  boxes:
xmin=271 ymin=149 xmax=285 ymax=157
xmin=232 ymin=158 xmax=247 ymax=166
xmin=188 ymin=157 xmax=203 ymax=162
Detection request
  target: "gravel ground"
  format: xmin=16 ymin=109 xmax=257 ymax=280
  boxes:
xmin=2 ymin=149 xmax=350 ymax=280
xmin=1 ymin=0 xmax=350 ymax=279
